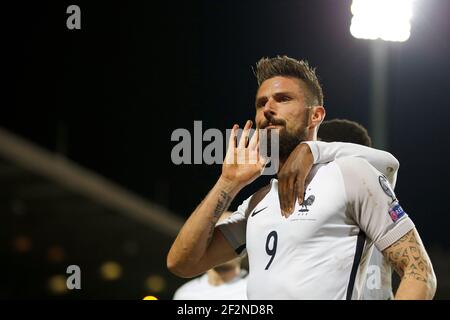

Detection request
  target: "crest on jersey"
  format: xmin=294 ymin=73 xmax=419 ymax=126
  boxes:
xmin=298 ymin=195 xmax=315 ymax=213
xmin=378 ymin=175 xmax=396 ymax=202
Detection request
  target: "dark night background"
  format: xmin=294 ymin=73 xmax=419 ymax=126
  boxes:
xmin=2 ymin=0 xmax=450 ymax=299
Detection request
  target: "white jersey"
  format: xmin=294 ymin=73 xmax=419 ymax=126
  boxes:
xmin=306 ymin=141 xmax=399 ymax=188
xmin=173 ymin=270 xmax=248 ymax=300
xmin=306 ymin=141 xmax=396 ymax=300
xmin=218 ymin=156 xmax=414 ymax=300
xmin=362 ymin=247 xmax=394 ymax=300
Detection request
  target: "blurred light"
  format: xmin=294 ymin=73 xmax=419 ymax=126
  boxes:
xmin=350 ymin=0 xmax=413 ymax=42
xmin=12 ymin=235 xmax=32 ymax=253
xmin=100 ymin=261 xmax=122 ymax=281
xmin=145 ymin=275 xmax=166 ymax=293
xmin=48 ymin=275 xmax=68 ymax=295
xmin=143 ymin=295 xmax=159 ymax=300
xmin=47 ymin=245 xmax=65 ymax=263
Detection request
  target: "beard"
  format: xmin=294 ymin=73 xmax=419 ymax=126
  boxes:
xmin=262 ymin=111 xmax=310 ymax=162
xmin=278 ymin=126 xmax=308 ymax=161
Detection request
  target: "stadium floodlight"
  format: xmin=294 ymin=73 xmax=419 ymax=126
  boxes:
xmin=350 ymin=0 xmax=414 ymax=42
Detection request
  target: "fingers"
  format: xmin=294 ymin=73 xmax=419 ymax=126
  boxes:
xmin=277 ymin=143 xmax=314 ymax=217
xmin=278 ymin=174 xmax=297 ymax=217
xmin=248 ymin=127 xmax=259 ymax=150
xmin=226 ymin=121 xmax=266 ymax=167
xmin=286 ymin=176 xmax=297 ymax=216
xmin=256 ymin=138 xmax=270 ymax=168
xmin=278 ymin=177 xmax=288 ymax=217
xmin=238 ymin=120 xmax=252 ymax=148
xmin=296 ymin=174 xmax=306 ymax=206
xmin=228 ymin=124 xmax=239 ymax=149
xmin=225 ymin=124 xmax=239 ymax=164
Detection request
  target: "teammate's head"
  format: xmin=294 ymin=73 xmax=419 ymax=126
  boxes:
xmin=254 ymin=56 xmax=326 ymax=161
xmin=318 ymin=119 xmax=372 ymax=147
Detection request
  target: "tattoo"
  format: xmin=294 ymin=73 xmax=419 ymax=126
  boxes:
xmin=214 ymin=190 xmax=232 ymax=218
xmin=383 ymin=230 xmax=433 ymax=284
xmin=206 ymin=190 xmax=232 ymax=245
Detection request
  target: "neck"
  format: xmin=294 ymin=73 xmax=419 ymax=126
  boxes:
xmin=207 ymin=267 xmax=240 ymax=286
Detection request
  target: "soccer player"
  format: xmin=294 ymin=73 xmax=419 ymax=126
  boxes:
xmin=173 ymin=257 xmax=247 ymax=300
xmin=173 ymin=212 xmax=247 ymax=300
xmin=167 ymin=56 xmax=436 ymax=299
xmin=318 ymin=118 xmax=372 ymax=147
xmin=318 ymin=118 xmax=393 ymax=300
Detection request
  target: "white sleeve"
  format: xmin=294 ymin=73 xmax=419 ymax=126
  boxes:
xmin=172 ymin=277 xmax=202 ymax=300
xmin=173 ymin=287 xmax=183 ymax=300
xmin=336 ymin=157 xmax=415 ymax=251
xmin=217 ymin=198 xmax=249 ymax=257
xmin=302 ymin=141 xmax=399 ymax=188
xmin=173 ymin=282 xmax=189 ymax=300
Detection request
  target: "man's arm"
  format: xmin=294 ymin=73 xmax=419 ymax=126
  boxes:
xmin=167 ymin=178 xmax=240 ymax=278
xmin=382 ymin=228 xmax=437 ymax=299
xmin=336 ymin=156 xmax=437 ymax=300
xmin=303 ymin=141 xmax=399 ymax=187
xmin=277 ymin=141 xmax=400 ymax=216
xmin=167 ymin=121 xmax=265 ymax=278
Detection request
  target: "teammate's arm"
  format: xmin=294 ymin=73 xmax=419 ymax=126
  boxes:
xmin=167 ymin=121 xmax=265 ymax=278
xmin=382 ymin=228 xmax=437 ymax=299
xmin=303 ymin=141 xmax=399 ymax=187
xmin=277 ymin=141 xmax=400 ymax=216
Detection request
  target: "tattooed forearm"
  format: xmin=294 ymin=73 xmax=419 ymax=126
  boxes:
xmin=383 ymin=229 xmax=433 ymax=283
xmin=214 ymin=190 xmax=232 ymax=218
xmin=206 ymin=190 xmax=232 ymax=245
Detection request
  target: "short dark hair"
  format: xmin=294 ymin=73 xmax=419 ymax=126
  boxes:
xmin=254 ymin=56 xmax=324 ymax=107
xmin=318 ymin=119 xmax=372 ymax=147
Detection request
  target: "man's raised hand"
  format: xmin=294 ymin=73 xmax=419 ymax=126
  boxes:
xmin=221 ymin=120 xmax=267 ymax=189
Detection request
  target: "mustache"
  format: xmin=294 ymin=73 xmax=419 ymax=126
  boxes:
xmin=260 ymin=115 xmax=286 ymax=129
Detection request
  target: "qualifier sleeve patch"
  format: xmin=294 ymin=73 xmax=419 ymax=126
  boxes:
xmin=388 ymin=202 xmax=406 ymax=222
